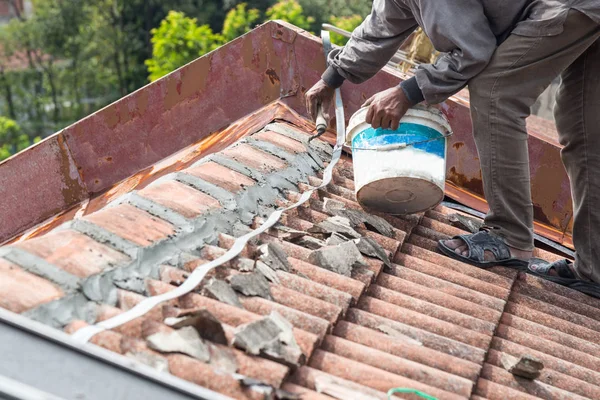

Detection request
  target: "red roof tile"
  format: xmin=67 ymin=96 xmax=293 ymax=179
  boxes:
xmin=0 ymin=258 xmax=63 ymax=313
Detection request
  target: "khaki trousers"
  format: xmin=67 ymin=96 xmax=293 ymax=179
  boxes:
xmin=468 ymin=10 xmax=600 ymax=282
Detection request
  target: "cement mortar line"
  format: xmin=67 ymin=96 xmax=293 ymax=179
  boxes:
xmin=22 ymin=133 xmax=325 ymax=328
xmin=71 ymin=139 xmax=344 ymax=343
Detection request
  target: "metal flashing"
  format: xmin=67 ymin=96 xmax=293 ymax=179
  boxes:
xmin=0 ymin=307 xmax=232 ymax=400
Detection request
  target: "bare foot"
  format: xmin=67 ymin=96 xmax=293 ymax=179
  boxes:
xmin=443 ymin=238 xmax=533 ymax=262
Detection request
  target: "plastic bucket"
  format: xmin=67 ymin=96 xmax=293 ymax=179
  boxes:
xmin=347 ymin=104 xmax=451 ymax=215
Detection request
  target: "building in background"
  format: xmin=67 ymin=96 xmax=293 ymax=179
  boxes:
xmin=0 ymin=0 xmax=32 ymax=24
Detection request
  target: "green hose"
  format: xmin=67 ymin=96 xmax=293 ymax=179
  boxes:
xmin=387 ymin=388 xmax=438 ymax=400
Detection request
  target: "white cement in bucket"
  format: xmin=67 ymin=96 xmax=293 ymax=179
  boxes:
xmin=347 ymin=105 xmax=451 ymax=215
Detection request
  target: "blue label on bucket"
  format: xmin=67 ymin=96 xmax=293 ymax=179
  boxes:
xmin=352 ymin=123 xmax=445 ymax=158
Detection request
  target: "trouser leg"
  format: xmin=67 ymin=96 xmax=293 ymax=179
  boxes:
xmin=468 ymin=10 xmax=600 ymax=251
xmin=555 ymin=38 xmax=600 ymax=283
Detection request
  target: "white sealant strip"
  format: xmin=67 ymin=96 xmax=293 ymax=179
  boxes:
xmin=72 ymin=31 xmax=345 ymax=344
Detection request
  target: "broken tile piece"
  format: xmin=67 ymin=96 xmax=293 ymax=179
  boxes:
xmin=207 ymin=343 xmax=238 ymax=374
xmin=308 ymin=241 xmax=366 ymax=277
xmin=256 ymin=260 xmax=281 ymax=284
xmin=362 ymin=214 xmax=396 ymax=239
xmin=334 ymin=209 xmax=396 ymax=238
xmin=353 ymin=237 xmax=392 ymax=268
xmin=147 ymin=326 xmax=210 ymax=362
xmin=234 ymin=258 xmax=256 ymax=272
xmin=233 ymin=311 xmax=304 ymax=367
xmin=125 ymin=351 xmax=170 ymax=373
xmin=449 ymin=213 xmax=483 ymax=233
xmin=323 ymin=197 xmax=346 ymax=213
xmin=166 ymin=309 xmax=228 ymax=345
xmin=230 ymin=272 xmax=272 ymax=300
xmin=310 ymin=216 xmax=361 ymax=239
xmin=270 ymin=224 xmax=308 ymax=240
xmin=291 ymin=235 xmax=327 ymax=250
xmin=256 ymin=242 xmax=290 ymax=272
xmin=325 ymin=232 xmax=348 ymax=246
xmin=203 ymin=278 xmax=243 ymax=308
xmin=501 ymin=354 xmax=544 ymax=380
xmin=237 ymin=377 xmax=301 ymax=399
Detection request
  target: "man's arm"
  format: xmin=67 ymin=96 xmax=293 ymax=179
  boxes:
xmin=409 ymin=0 xmax=497 ymax=104
xmin=322 ymin=0 xmax=417 ymax=89
xmin=306 ymin=0 xmax=416 ymax=124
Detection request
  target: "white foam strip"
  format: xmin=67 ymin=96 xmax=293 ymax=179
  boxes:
xmin=71 ymin=31 xmax=345 ymax=344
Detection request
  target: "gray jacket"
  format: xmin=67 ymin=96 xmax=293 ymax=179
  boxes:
xmin=323 ymin=0 xmax=600 ymax=104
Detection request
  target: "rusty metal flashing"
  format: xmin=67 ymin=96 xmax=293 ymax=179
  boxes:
xmin=1 ymin=20 xmax=574 ymax=249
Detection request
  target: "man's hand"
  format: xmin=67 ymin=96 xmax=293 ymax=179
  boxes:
xmin=306 ymin=79 xmax=335 ymax=122
xmin=364 ymin=86 xmax=411 ymax=130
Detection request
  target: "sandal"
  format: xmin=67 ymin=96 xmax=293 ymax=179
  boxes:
xmin=528 ymin=258 xmax=600 ymax=299
xmin=437 ymin=230 xmax=529 ymax=269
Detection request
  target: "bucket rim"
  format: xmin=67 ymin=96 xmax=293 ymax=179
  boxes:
xmin=347 ymin=105 xmax=452 ymax=144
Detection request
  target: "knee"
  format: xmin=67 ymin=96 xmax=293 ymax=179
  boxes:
xmin=554 ymin=86 xmax=583 ymax=147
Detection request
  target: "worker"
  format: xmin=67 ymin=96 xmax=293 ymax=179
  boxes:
xmin=306 ymin=1 xmax=600 ymax=298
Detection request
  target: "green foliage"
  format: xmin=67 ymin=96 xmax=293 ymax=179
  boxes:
xmin=0 ymin=117 xmax=40 ymax=161
xmin=266 ymin=0 xmax=313 ymax=31
xmin=330 ymin=14 xmax=363 ymax=45
xmin=0 ymin=0 xmax=374 ymax=143
xmin=297 ymin=0 xmax=371 ymax=32
xmin=146 ymin=11 xmax=223 ymax=81
xmin=222 ymin=3 xmax=261 ymax=41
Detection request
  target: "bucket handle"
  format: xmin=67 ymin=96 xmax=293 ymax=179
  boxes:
xmin=352 ymin=131 xmax=453 ymax=151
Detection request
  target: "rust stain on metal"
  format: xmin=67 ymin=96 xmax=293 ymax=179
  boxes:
xmin=447 ymin=166 xmax=484 ymax=197
xmin=265 ymin=68 xmax=280 ymax=85
xmin=452 ymin=142 xmax=464 ymax=150
xmin=271 ymin=22 xmax=297 ymax=43
xmin=103 ymin=106 xmax=120 ymax=129
xmin=530 ymin=147 xmax=572 ymax=233
xmin=164 ymin=54 xmax=211 ymax=110
xmin=55 ymin=134 xmax=87 ymax=205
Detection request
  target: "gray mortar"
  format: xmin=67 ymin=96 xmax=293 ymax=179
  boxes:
xmin=108 ymin=192 xmax=191 ymax=230
xmin=201 ymin=154 xmax=266 ymax=183
xmin=25 ymin=129 xmax=327 ymax=328
xmin=24 ymin=293 xmax=97 ymax=328
xmin=248 ymin=139 xmax=322 ymax=178
xmin=65 ymin=219 xmax=140 ymax=259
xmin=246 ymin=139 xmax=300 ymax=166
xmin=1 ymin=248 xmax=81 ymax=292
xmin=264 ymin=123 xmax=332 ymax=158
xmin=172 ymin=172 xmax=237 ymax=210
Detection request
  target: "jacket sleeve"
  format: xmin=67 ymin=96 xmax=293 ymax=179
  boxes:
xmin=413 ymin=0 xmax=497 ymax=104
xmin=322 ymin=0 xmax=417 ymax=89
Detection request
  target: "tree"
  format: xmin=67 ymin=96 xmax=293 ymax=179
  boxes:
xmin=266 ymin=0 xmax=313 ymax=31
xmin=296 ymin=0 xmax=371 ymax=32
xmin=1 ymin=0 xmax=338 ymax=140
xmin=0 ymin=116 xmax=40 ymax=161
xmin=329 ymin=14 xmax=363 ymax=45
xmin=222 ymin=3 xmax=260 ymax=41
xmin=145 ymin=11 xmax=224 ymax=81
